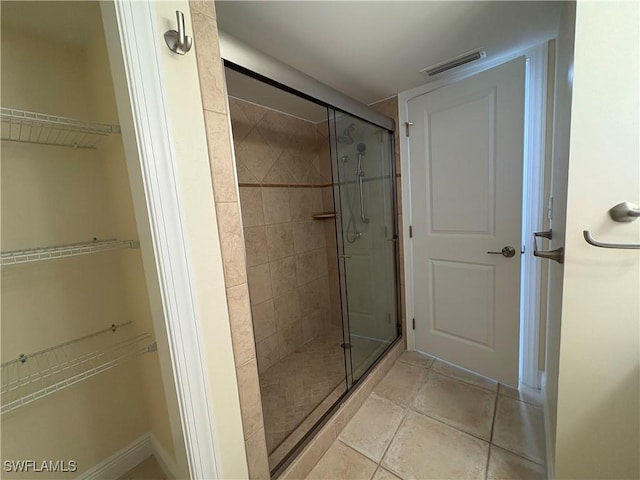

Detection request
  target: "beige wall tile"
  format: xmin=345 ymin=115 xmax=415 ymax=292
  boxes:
xmin=256 ymin=333 xmax=279 ymax=374
xmin=215 ymin=202 xmax=247 ymax=287
xmin=247 ymin=263 xmax=272 ymax=305
xmin=245 ymin=428 xmax=270 ymax=480
xmin=298 ymin=278 xmax=330 ymax=318
xmin=262 ymin=187 xmax=291 ymax=224
xmin=244 ymin=226 xmax=268 ymax=267
xmin=277 ymin=323 xmax=303 ymax=358
xmin=236 ymin=162 xmax=258 ymax=184
xmin=292 ymin=220 xmax=325 ymax=254
xmin=237 ymin=358 xmax=264 ymax=441
xmin=236 ymin=128 xmax=278 ymax=182
xmin=295 ymin=248 xmax=328 ymax=286
xmin=251 ymin=299 xmax=276 ymax=343
xmin=189 ymin=0 xmax=215 ymax=18
xmin=273 ymin=292 xmax=300 ymax=332
xmin=191 ymin=12 xmax=227 ymax=115
xmin=226 ymin=283 xmax=257 ymax=367
xmin=269 ymin=256 xmax=297 ymax=297
xmin=204 ymin=110 xmax=237 ymax=202
xmin=301 ymin=309 xmax=325 ymax=343
xmin=239 ymin=187 xmax=264 ymax=227
xmin=265 ymin=223 xmax=294 ymax=261
xmin=289 ymin=187 xmax=322 ymax=221
xmin=263 ymin=161 xmax=294 ymax=185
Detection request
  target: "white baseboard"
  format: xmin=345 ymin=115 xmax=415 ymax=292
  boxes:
xmin=150 ymin=434 xmax=179 ymax=480
xmin=77 ymin=434 xmax=152 ymax=480
xmin=77 ymin=433 xmax=178 ymax=480
xmin=541 ymin=372 xmax=555 ymax=480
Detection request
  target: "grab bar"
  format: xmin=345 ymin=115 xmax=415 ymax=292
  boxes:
xmin=583 ymin=231 xmax=640 ymax=249
xmin=533 ymin=230 xmax=564 ymax=264
xmin=583 ymin=201 xmax=640 ymax=249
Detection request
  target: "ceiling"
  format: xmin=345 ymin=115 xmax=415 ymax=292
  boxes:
xmin=216 ymin=1 xmax=563 ymax=107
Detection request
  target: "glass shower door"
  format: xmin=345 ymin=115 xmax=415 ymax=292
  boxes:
xmin=329 ymin=109 xmax=400 ymax=385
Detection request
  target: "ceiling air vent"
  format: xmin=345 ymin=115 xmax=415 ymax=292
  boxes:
xmin=420 ymin=48 xmax=487 ymax=77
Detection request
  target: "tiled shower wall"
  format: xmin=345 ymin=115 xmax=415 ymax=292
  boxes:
xmin=229 ymin=98 xmax=342 ymax=374
xmin=189 ymin=2 xmax=405 ymax=477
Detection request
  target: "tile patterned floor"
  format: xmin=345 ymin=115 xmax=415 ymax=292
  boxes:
xmin=306 ymin=352 xmax=547 ymax=480
xmin=261 ymin=326 xmax=388 ymax=469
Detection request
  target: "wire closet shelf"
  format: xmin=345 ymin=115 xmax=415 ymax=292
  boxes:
xmin=1 ymin=239 xmax=140 ymax=266
xmin=0 ymin=107 xmax=121 ymax=149
xmin=1 ymin=322 xmax=157 ymax=415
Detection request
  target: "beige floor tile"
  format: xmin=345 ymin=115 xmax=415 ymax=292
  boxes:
xmin=432 ymin=359 xmax=498 ymax=392
xmin=372 ymin=467 xmax=401 ymax=480
xmin=118 ymin=456 xmax=166 ymax=480
xmin=412 ymin=372 xmax=496 ymax=440
xmin=307 ymin=441 xmax=377 ymax=480
xmin=373 ymin=362 xmax=428 ymax=406
xmin=397 ymin=350 xmax=434 ymax=369
xmin=487 ymin=446 xmax=546 ymax=480
xmin=339 ymin=393 xmax=406 ymax=462
xmin=492 ymin=396 xmax=545 ymax=464
xmin=382 ymin=410 xmax=489 ymax=480
xmin=499 ymin=383 xmax=542 ymax=406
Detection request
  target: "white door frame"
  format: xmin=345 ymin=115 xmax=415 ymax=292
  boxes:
xmin=102 ymin=1 xmax=221 ymax=478
xmin=399 ymin=43 xmax=549 ymax=389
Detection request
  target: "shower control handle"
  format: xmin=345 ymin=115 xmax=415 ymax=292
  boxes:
xmin=487 ymin=246 xmax=516 ymax=258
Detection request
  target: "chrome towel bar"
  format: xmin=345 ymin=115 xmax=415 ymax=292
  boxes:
xmin=583 ymin=230 xmax=640 ymax=249
xmin=583 ymin=201 xmax=640 ymax=249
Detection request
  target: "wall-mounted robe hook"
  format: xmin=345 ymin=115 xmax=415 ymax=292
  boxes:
xmin=164 ymin=10 xmax=193 ymax=55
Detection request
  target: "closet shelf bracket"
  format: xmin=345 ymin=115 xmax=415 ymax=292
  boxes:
xmin=1 ymin=239 xmax=140 ymax=266
xmin=1 ymin=107 xmax=121 ymax=149
xmin=1 ymin=321 xmax=156 ymax=415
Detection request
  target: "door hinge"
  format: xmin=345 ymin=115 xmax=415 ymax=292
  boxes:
xmin=412 ymin=318 xmax=416 ymax=330
xmin=404 ymin=121 xmax=414 ymax=137
xmin=409 ymin=225 xmax=413 ymax=238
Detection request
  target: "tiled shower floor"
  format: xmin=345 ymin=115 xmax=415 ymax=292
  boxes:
xmin=261 ymin=326 xmax=389 ymax=469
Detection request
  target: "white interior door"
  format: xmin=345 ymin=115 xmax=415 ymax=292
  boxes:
xmin=409 ymin=57 xmax=525 ymax=385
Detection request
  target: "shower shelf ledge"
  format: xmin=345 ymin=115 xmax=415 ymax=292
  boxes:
xmin=0 ymin=107 xmax=121 ymax=149
xmin=0 ymin=239 xmax=140 ymax=266
xmin=311 ymin=212 xmax=336 ymax=220
xmin=0 ymin=322 xmax=157 ymax=415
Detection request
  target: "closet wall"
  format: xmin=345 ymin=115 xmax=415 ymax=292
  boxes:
xmin=1 ymin=8 xmax=176 ymax=478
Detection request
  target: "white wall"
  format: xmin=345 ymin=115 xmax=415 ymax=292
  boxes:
xmin=548 ymin=1 xmax=640 ymax=478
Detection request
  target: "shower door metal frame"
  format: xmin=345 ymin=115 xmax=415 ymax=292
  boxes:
xmin=328 ymin=108 xmax=403 ymax=389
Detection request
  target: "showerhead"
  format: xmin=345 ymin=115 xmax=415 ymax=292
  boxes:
xmin=338 ymin=124 xmax=355 ymax=144
xmin=357 ymin=143 xmax=366 ymax=154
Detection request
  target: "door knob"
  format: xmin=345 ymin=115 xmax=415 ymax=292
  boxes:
xmin=487 ymin=246 xmax=516 ymax=257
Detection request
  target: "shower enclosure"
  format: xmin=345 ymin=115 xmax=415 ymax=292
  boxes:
xmin=330 ymin=110 xmax=400 ymax=385
xmin=225 ymin=64 xmax=400 ymax=475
